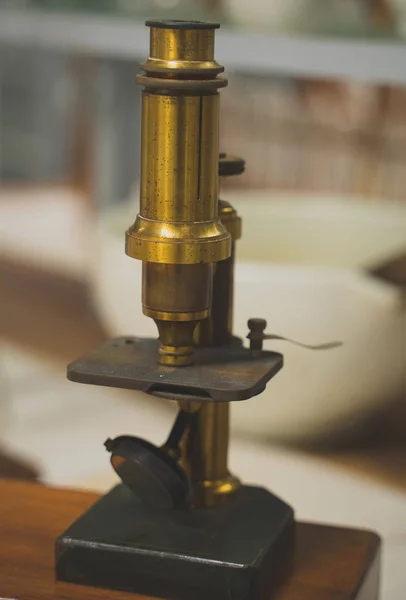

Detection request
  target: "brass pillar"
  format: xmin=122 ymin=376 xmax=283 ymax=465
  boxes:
xmin=184 ymin=187 xmax=242 ymax=508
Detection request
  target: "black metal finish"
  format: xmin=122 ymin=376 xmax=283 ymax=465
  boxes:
xmin=67 ymin=337 xmax=283 ymax=403
xmin=219 ymin=154 xmax=246 ymax=177
xmin=145 ymin=19 xmax=220 ymax=29
xmin=56 ymin=484 xmax=294 ymax=600
xmin=105 ymin=409 xmax=193 ymax=510
xmin=162 ymin=409 xmax=192 ymax=453
xmin=247 ymin=318 xmax=267 ymax=351
xmin=105 ymin=435 xmax=191 ymax=510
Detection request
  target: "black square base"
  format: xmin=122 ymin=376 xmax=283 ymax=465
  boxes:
xmin=56 ymin=484 xmax=294 ymax=600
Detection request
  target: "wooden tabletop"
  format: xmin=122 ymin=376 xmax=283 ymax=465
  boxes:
xmin=0 ymin=479 xmax=380 ymax=600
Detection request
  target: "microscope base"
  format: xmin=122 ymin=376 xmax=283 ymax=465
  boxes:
xmin=56 ymin=483 xmax=294 ymax=600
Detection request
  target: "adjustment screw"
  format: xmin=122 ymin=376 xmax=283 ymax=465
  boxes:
xmin=219 ymin=154 xmax=245 ymax=177
xmin=104 ymin=438 xmax=114 ymax=452
xmin=247 ymin=318 xmax=267 ymax=351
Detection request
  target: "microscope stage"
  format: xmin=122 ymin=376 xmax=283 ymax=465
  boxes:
xmin=67 ymin=336 xmax=283 ymax=402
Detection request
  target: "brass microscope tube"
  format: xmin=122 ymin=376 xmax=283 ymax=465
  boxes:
xmin=126 ymin=21 xmax=231 ymax=366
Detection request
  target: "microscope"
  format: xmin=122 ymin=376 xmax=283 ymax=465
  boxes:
xmin=54 ymin=20 xmax=380 ymax=600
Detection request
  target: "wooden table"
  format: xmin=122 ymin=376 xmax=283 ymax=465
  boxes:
xmin=0 ymin=479 xmax=380 ymax=600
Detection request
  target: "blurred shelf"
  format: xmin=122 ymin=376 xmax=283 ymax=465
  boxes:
xmin=1 ymin=7 xmax=406 ymax=84
xmin=0 ymin=257 xmax=106 ymax=362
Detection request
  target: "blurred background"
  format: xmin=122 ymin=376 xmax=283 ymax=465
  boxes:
xmin=0 ymin=1 xmax=406 ymax=598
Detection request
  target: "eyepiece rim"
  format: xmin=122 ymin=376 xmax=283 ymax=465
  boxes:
xmin=145 ymin=19 xmax=220 ymax=30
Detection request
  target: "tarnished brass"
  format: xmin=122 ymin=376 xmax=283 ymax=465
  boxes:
xmin=194 ymin=154 xmax=243 ymax=348
xmin=218 ymin=199 xmax=242 ymax=241
xmin=145 ymin=24 xmax=223 ymax=76
xmin=183 ymin=158 xmax=245 ymax=508
xmin=180 ymin=402 xmax=240 ymax=508
xmin=194 ymin=200 xmax=241 ymax=347
xmin=126 ymin=22 xmax=244 ymax=507
xmin=126 ymin=20 xmax=231 ymax=367
xmin=142 ymin=262 xmax=212 ymax=366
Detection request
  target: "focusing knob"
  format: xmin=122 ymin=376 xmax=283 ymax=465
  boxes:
xmin=219 ymin=153 xmax=245 ymax=177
